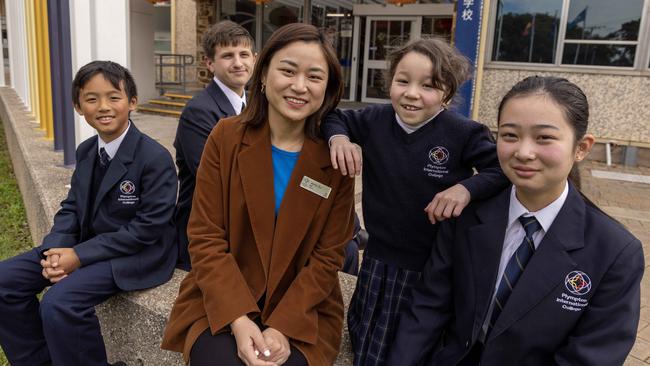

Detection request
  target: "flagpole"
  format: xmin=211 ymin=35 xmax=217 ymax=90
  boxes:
xmin=528 ymin=13 xmax=535 ymax=62
xmin=551 ymin=9 xmax=558 ymax=61
xmin=574 ymin=6 xmax=587 ymax=64
xmin=495 ymin=0 xmax=503 ymax=60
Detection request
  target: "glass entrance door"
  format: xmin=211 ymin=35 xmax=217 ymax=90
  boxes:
xmin=362 ymin=17 xmax=421 ymax=103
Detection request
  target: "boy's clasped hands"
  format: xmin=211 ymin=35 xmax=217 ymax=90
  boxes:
xmin=40 ymin=248 xmax=81 ymax=283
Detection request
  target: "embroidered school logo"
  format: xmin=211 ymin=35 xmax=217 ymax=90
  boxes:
xmin=564 ymin=271 xmax=592 ymax=295
xmin=120 ymin=180 xmax=136 ymax=195
xmin=428 ymin=146 xmax=449 ymax=165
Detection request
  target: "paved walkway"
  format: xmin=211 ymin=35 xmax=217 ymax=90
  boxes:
xmin=131 ymin=112 xmax=650 ymax=365
xmin=580 ymin=163 xmax=650 ymax=366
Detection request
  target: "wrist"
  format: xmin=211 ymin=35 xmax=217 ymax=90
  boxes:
xmin=328 ymin=134 xmax=350 ymax=147
xmin=231 ymin=315 xmax=250 ymax=327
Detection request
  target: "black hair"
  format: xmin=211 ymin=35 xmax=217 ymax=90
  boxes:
xmin=497 ymin=76 xmax=588 ymax=143
xmin=72 ymin=61 xmax=137 ymax=107
xmin=497 ymin=76 xmax=611 ymax=216
xmin=240 ymin=23 xmax=343 ymax=140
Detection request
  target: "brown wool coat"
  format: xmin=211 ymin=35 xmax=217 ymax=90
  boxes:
xmin=161 ymin=117 xmax=355 ymax=365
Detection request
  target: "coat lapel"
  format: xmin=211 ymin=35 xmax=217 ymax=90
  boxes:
xmin=207 ymin=80 xmax=237 ymax=117
xmin=468 ymin=189 xmax=510 ymax=337
xmin=267 ymin=137 xmax=332 ymax=295
xmin=238 ymin=123 xmax=276 ymax=276
xmin=92 ymin=123 xmax=139 ymax=217
xmin=489 ymin=184 xmax=585 ymax=340
xmin=77 ymin=140 xmax=96 ymax=232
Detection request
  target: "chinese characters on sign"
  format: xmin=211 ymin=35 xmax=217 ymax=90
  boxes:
xmin=462 ymin=0 xmax=474 ymax=21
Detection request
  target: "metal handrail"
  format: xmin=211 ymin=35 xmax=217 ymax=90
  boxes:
xmin=154 ymin=53 xmax=195 ymax=94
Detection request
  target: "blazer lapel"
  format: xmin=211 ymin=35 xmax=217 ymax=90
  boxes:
xmin=92 ymin=124 xmax=139 ymax=217
xmin=238 ymin=123 xmax=275 ymax=276
xmin=489 ymin=185 xmax=585 ymax=340
xmin=77 ymin=139 xmax=96 ymax=232
xmin=468 ymin=189 xmax=510 ymax=338
xmin=267 ymin=137 xmax=332 ymax=294
xmin=207 ymin=80 xmax=237 ymax=117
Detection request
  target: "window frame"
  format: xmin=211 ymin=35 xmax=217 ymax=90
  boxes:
xmin=486 ymin=0 xmax=650 ymax=73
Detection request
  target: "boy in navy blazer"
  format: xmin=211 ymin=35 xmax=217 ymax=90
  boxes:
xmin=174 ymin=20 xmax=255 ymax=270
xmin=0 ymin=61 xmax=178 ymax=366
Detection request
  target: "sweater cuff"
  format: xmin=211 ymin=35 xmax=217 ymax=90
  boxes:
xmin=328 ymin=134 xmax=349 ymax=147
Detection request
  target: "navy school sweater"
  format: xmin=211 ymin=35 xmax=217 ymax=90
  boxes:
xmin=321 ymin=104 xmax=509 ymax=271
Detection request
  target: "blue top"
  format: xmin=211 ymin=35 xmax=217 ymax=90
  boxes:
xmin=321 ymin=104 xmax=510 ymax=270
xmin=272 ymin=145 xmax=300 ymax=214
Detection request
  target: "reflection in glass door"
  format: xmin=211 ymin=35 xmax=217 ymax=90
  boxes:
xmin=362 ymin=17 xmax=421 ymax=103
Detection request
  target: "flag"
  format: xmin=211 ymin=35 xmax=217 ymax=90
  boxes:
xmin=522 ymin=21 xmax=532 ymax=36
xmin=568 ymin=6 xmax=587 ymax=30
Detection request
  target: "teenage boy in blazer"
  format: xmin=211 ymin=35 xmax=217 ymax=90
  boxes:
xmin=0 ymin=61 xmax=177 ymax=366
xmin=174 ymin=20 xmax=255 ymax=270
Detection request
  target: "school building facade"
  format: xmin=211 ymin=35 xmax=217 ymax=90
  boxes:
xmin=1 ymin=0 xmax=649 ymax=166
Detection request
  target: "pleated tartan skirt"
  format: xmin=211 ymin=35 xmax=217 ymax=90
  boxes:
xmin=347 ymin=254 xmax=422 ymax=366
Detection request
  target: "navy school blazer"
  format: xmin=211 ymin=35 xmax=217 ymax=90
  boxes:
xmin=40 ymin=123 xmax=178 ymax=291
xmin=387 ymin=183 xmax=644 ymax=366
xmin=174 ymin=80 xmax=237 ymax=259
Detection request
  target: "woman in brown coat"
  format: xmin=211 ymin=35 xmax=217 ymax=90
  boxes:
xmin=161 ymin=23 xmax=355 ymax=366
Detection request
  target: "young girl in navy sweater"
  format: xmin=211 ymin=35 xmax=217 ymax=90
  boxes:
xmin=321 ymin=38 xmax=509 ymax=366
xmin=387 ymin=76 xmax=643 ymax=366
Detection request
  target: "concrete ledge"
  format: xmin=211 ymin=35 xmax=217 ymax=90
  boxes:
xmin=98 ymin=270 xmax=356 ymax=365
xmin=0 ymin=87 xmax=69 ymax=245
xmin=0 ymin=87 xmax=356 ymax=365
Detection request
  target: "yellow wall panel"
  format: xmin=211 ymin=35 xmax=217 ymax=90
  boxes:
xmin=25 ymin=0 xmax=40 ymax=122
xmin=35 ymin=0 xmax=54 ymax=139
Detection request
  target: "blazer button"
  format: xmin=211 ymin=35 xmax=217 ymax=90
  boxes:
xmin=465 ymin=340 xmax=470 ymax=348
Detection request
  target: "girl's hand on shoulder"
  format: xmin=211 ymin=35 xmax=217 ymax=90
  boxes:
xmin=230 ymin=315 xmax=276 ymax=366
xmin=261 ymin=327 xmax=291 ymax=364
xmin=425 ymin=184 xmax=471 ymax=224
xmin=329 ymin=135 xmax=362 ymax=177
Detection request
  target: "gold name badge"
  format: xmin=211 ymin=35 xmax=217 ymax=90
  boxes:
xmin=300 ymin=176 xmax=331 ymax=199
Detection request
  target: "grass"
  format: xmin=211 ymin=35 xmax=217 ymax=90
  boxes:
xmin=0 ymin=119 xmax=33 ymax=365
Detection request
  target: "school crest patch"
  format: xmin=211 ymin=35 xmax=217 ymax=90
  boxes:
xmin=565 ymin=271 xmax=592 ymax=295
xmin=120 ymin=180 xmax=136 ymax=195
xmin=428 ymin=146 xmax=450 ymax=165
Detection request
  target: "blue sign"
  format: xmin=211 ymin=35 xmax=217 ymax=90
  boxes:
xmin=453 ymin=0 xmax=483 ymax=117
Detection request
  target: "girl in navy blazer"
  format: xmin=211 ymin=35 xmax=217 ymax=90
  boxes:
xmin=387 ymin=76 xmax=644 ymax=365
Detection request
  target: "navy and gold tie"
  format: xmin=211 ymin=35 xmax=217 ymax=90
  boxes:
xmin=487 ymin=215 xmax=542 ymax=332
xmin=99 ymin=147 xmax=111 ymax=168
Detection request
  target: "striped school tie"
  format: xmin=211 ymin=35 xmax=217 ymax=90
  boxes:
xmin=487 ymin=215 xmax=542 ymax=332
xmin=99 ymin=147 xmax=111 ymax=168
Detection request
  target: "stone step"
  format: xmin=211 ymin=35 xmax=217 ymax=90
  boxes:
xmin=164 ymin=92 xmax=193 ymax=100
xmin=150 ymin=99 xmax=187 ymax=108
xmin=137 ymin=104 xmax=182 ymax=117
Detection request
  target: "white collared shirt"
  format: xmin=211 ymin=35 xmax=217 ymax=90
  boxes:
xmin=213 ymin=76 xmax=246 ymax=115
xmin=481 ymin=181 xmax=569 ymax=336
xmin=394 ymin=107 xmax=444 ymax=134
xmin=97 ymin=121 xmax=131 ymax=159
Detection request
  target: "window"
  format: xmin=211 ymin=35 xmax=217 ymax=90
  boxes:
xmin=562 ymin=0 xmax=643 ymax=67
xmin=311 ymin=0 xmax=355 ymax=99
xmin=491 ymin=0 xmax=647 ymax=68
xmin=491 ymin=0 xmax=563 ymax=63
